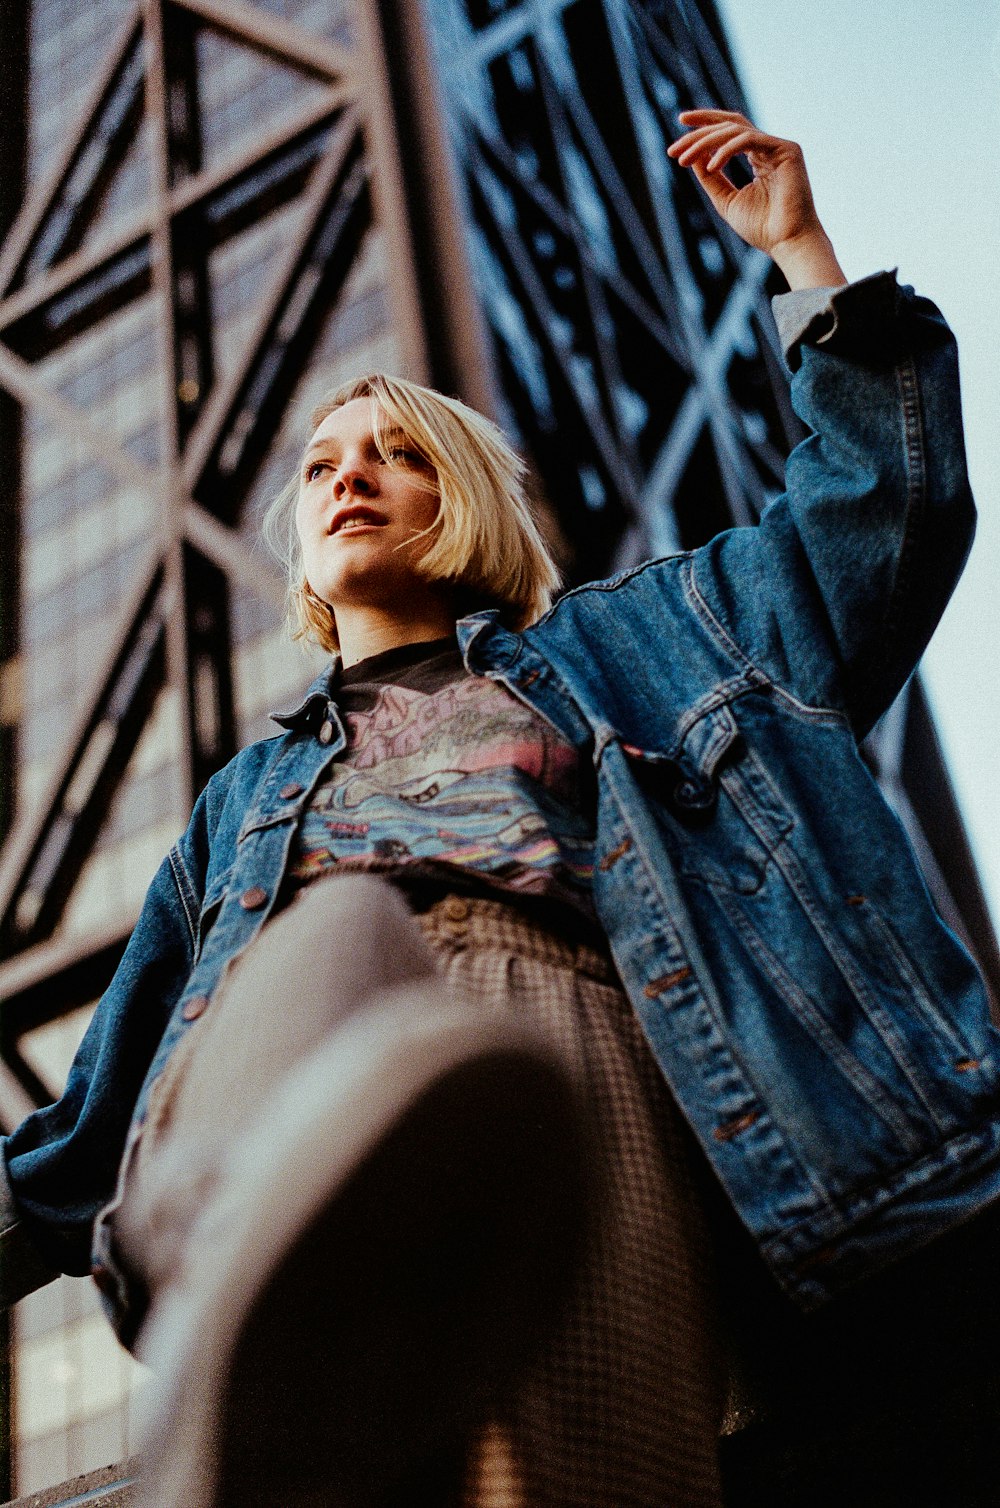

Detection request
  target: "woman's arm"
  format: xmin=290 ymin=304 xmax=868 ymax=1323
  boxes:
xmin=666 ymin=112 xmax=975 ymax=738
xmin=0 ymin=787 xmax=214 ymax=1294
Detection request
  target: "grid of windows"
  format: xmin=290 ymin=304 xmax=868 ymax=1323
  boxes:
xmin=11 ymin=1007 xmax=147 ymax=1496
xmin=19 ymin=284 xmax=163 ymax=794
xmin=29 ymin=2 xmax=137 ymax=181
xmin=196 ymin=26 xmax=335 ymax=172
xmin=7 ymin=0 xmax=392 ymax=1493
xmin=14 ymin=1277 xmax=147 ymax=1496
xmin=209 ymin=198 xmax=312 ymax=386
xmin=91 ymin=120 xmax=153 ymax=251
xmin=245 ymin=0 xmax=356 ymax=44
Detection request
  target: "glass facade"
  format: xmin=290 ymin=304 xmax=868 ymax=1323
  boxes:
xmin=5 ymin=0 xmax=392 ymax=1491
xmin=12 ymin=1009 xmax=148 ymax=1495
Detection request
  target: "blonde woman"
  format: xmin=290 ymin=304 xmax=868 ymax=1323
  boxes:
xmin=0 ymin=112 xmax=992 ymax=1507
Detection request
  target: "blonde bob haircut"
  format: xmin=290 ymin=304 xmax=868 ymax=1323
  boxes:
xmin=263 ymin=372 xmax=561 ymax=655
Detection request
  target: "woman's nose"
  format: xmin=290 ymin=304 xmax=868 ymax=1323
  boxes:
xmin=333 ymin=464 xmax=374 ymax=498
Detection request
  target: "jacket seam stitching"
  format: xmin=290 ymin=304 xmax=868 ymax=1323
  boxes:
xmin=879 ymin=354 xmax=925 ymax=673
xmin=765 ymin=1121 xmax=997 ymax=1274
xmin=768 ymin=684 xmax=851 ymax=725
xmin=685 ymin=545 xmax=849 ymax=726
xmin=533 ymin=552 xmax=691 ymax=628
xmin=168 ymin=847 xmax=198 ymax=952
xmin=669 ymin=681 xmax=746 ymax=754
xmin=604 ymin=760 xmax=827 ymax=1209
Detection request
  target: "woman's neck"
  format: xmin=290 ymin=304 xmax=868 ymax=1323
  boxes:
xmin=336 ymin=601 xmax=458 ymax=669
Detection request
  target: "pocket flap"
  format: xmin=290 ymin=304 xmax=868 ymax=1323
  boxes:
xmin=680 ymin=703 xmax=741 ymax=783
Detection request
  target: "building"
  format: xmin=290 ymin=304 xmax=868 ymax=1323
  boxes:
xmin=0 ymin=0 xmax=995 ymax=1496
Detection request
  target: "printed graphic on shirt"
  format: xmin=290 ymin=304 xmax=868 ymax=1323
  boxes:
xmin=289 ymin=649 xmax=595 ymax=917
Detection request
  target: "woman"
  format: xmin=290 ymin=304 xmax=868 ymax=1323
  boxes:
xmin=0 ymin=111 xmax=992 ymax=1506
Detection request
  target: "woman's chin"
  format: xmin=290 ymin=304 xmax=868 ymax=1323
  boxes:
xmin=314 ymin=568 xmax=432 ymax=617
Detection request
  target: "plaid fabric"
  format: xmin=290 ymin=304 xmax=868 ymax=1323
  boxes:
xmin=120 ymin=877 xmax=726 ymax=1505
xmin=415 ymin=895 xmax=726 ymax=1508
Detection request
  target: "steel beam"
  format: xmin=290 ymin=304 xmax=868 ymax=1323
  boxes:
xmin=0 ymin=0 xmax=29 ymax=1485
xmin=0 ymin=0 xmax=375 ymax=1047
xmin=0 ymin=565 xmax=167 ymax=954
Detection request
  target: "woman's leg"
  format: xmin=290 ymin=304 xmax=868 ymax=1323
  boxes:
xmin=414 ymin=895 xmax=727 ymax=1508
xmin=121 ymin=876 xmax=590 ymax=1508
xmin=114 ymin=873 xmax=443 ymax=1298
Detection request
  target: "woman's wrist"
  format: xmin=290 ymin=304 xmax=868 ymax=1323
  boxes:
xmin=770 ymin=225 xmax=848 ymax=291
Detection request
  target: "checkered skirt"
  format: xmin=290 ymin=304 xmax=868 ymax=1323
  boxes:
xmin=415 ymin=894 xmax=726 ymax=1508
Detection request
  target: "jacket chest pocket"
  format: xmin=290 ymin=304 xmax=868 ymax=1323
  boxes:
xmin=624 ymin=704 xmax=794 ymax=895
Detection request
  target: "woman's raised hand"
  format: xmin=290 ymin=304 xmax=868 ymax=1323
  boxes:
xmin=667 ymin=109 xmax=847 ymax=289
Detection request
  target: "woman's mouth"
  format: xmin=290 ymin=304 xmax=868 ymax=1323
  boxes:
xmin=329 ymin=505 xmax=389 ymax=534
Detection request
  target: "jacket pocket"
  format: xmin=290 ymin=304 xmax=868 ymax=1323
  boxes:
xmin=706 ymin=880 xmax=927 ymax=1157
xmin=846 ymin=893 xmax=977 ymax=1063
xmin=626 ymin=704 xmax=794 ymax=895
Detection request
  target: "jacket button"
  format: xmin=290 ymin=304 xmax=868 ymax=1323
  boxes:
xmin=443 ymin=896 xmax=471 ymax=922
xmin=318 ymin=719 xmax=335 ymax=745
xmin=239 ymin=885 xmax=268 ymax=911
xmin=182 ymin=994 xmax=210 ymax=1021
xmin=279 ymin=782 xmax=304 ymax=800
xmin=673 ymin=777 xmax=716 ymax=814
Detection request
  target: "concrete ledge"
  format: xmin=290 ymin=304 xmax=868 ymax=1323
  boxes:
xmin=1 ymin=1460 xmax=137 ymax=1508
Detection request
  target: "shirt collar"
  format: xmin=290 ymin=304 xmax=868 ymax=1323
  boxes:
xmin=268 ymin=610 xmax=519 ymax=730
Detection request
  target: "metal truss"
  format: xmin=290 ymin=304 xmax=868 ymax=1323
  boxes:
xmin=421 ymin=0 xmax=799 ymax=580
xmin=0 ymin=0 xmax=996 ymax=1145
xmin=414 ymin=0 xmax=1000 ymax=997
xmin=0 ymin=0 xmax=390 ymax=1121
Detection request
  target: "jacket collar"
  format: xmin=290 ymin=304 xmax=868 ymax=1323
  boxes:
xmin=456 ymin=609 xmax=522 ymax=672
xmin=268 ymin=611 xmax=520 ymax=730
xmin=269 ymin=660 xmax=340 ymax=730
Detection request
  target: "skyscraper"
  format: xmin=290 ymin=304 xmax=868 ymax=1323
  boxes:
xmin=0 ymin=0 xmax=994 ymax=1495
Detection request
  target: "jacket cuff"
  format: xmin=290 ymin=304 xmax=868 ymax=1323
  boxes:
xmin=0 ymin=1139 xmax=58 ymax=1309
xmin=771 ymin=267 xmax=901 ymax=372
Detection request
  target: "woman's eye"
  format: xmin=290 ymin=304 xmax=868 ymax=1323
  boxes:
xmin=304 ymin=461 xmax=328 ymax=482
xmin=386 ymin=446 xmax=420 ymax=465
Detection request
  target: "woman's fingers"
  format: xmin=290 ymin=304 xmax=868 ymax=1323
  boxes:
xmin=688 ymin=158 xmax=737 ymax=213
xmin=669 ymin=124 xmax=746 ymax=165
xmin=677 ymin=108 xmax=750 ymax=123
xmin=669 ymin=120 xmax=783 ymax=171
xmin=705 ymin=129 xmax=762 ymax=172
xmin=667 ymin=108 xmax=823 ymax=258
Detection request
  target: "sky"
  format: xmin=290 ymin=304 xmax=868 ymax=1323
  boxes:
xmin=715 ymin=0 xmax=1000 ymax=935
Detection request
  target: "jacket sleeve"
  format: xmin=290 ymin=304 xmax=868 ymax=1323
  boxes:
xmin=0 ymin=780 xmax=216 ymax=1289
xmin=690 ymin=268 xmax=976 ymax=739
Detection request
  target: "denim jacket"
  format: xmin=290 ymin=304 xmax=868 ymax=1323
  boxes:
xmin=3 ymin=268 xmax=995 ymax=1322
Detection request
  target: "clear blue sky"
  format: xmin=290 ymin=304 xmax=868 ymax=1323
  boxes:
xmin=716 ymin=0 xmax=1000 ymax=933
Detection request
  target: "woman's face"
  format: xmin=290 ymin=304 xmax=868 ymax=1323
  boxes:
xmin=295 ymin=397 xmax=441 ymax=615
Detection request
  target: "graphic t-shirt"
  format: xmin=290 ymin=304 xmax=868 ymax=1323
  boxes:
xmin=287 ymin=637 xmax=597 ymax=921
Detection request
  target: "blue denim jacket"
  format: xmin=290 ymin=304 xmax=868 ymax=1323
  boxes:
xmin=3 ymin=268 xmax=995 ymax=1321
